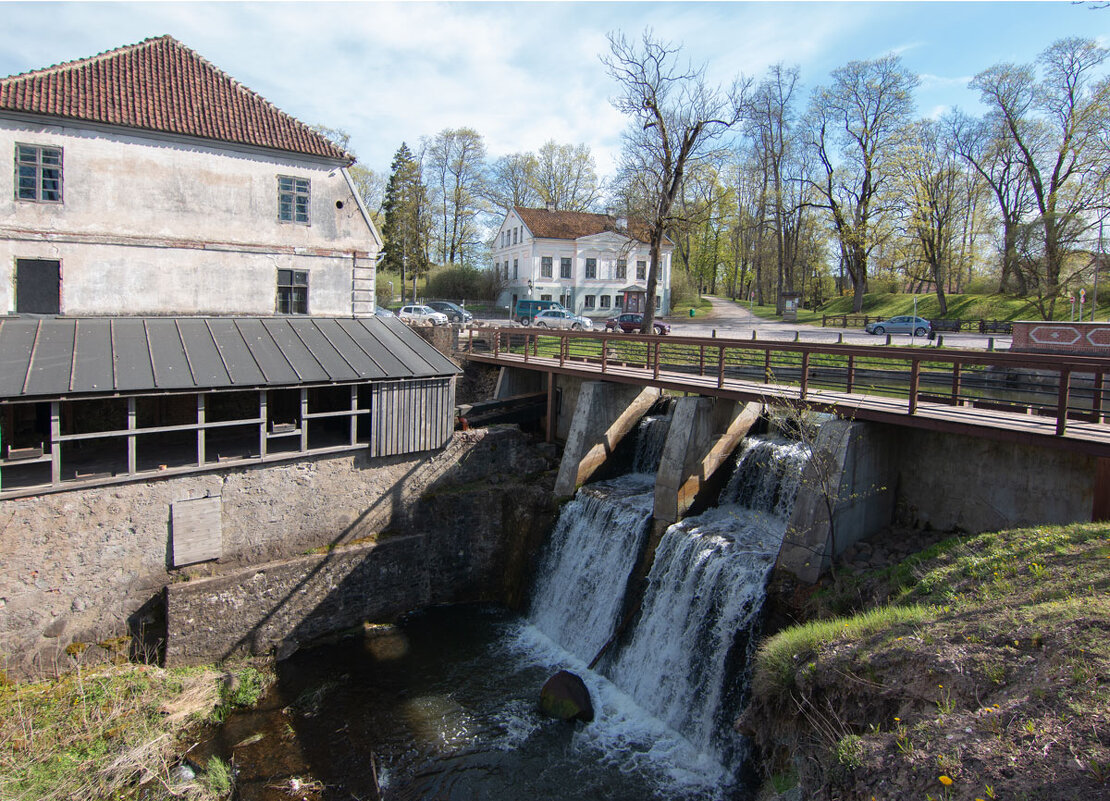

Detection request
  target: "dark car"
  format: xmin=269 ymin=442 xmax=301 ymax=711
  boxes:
xmin=426 ymin=300 xmax=473 ymax=323
xmin=604 ymin=312 xmax=670 ymax=335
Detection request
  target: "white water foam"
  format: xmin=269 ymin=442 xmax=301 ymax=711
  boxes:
xmin=528 ymin=474 xmax=655 ymax=663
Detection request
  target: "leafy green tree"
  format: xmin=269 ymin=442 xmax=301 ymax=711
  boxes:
xmin=382 ymin=142 xmax=430 ymax=301
xmin=971 ymin=37 xmax=1110 ymax=319
xmin=426 ymin=127 xmax=488 ymax=266
xmin=805 ymin=54 xmax=919 ymax=312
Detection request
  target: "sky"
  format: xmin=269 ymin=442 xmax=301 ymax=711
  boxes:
xmin=0 ymin=1 xmax=1107 ymax=180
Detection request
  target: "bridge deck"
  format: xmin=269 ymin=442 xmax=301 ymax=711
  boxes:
xmin=464 ymin=331 xmax=1110 ymax=459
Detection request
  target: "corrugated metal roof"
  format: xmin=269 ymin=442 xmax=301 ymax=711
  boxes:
xmin=0 ymin=316 xmax=459 ymax=400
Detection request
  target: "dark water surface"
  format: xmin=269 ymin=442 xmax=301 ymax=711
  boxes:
xmin=205 ymin=604 xmax=735 ymax=801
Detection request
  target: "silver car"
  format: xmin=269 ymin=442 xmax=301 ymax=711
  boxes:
xmin=532 ymin=309 xmax=593 ymax=330
xmin=865 ymin=315 xmax=932 ymax=337
xmin=397 ymin=305 xmax=449 ymax=325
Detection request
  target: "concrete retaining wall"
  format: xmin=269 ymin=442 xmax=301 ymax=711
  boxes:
xmin=892 ymin=427 xmax=1096 ymax=532
xmin=0 ymin=427 xmax=556 ymax=676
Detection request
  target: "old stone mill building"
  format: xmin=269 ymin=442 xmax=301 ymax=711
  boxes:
xmin=0 ymin=37 xmax=492 ymax=675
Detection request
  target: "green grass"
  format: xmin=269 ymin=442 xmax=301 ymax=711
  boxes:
xmin=0 ymin=661 xmax=258 ymax=801
xmin=749 ymin=521 xmax=1110 ymax=800
xmin=743 ymin=291 xmax=1110 ymax=325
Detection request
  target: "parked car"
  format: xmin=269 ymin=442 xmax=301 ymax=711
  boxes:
xmin=604 ymin=313 xmax=670 ymax=335
xmin=515 ymin=299 xmax=565 ymax=325
xmin=426 ymin=300 xmax=473 ymax=323
xmin=864 ymin=316 xmax=932 ymax=337
xmin=373 ymin=305 xmax=395 ymax=318
xmin=397 ymin=305 xmax=449 ymax=325
xmin=532 ymin=309 xmax=593 ymax=330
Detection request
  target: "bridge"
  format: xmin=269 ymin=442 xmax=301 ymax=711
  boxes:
xmin=460 ymin=326 xmax=1110 ymax=459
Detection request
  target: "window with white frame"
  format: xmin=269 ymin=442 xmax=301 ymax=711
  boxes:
xmin=616 ymin=259 xmax=627 ymax=280
xmin=584 ymin=295 xmax=596 ymax=308
xmin=615 ymin=295 xmax=623 ymax=309
xmin=541 ymin=256 xmax=553 ymax=278
xmin=585 ymin=258 xmax=597 ymax=279
xmin=513 ymin=228 xmax=518 ymax=245
xmin=560 ymin=257 xmax=572 ymax=279
xmin=277 ymin=269 xmax=309 ymax=314
xmin=15 ymin=144 xmax=62 ymax=203
xmin=278 ymin=176 xmax=310 ymax=224
xmin=600 ymin=295 xmax=611 ymax=308
xmin=636 ymin=260 xmax=647 ymax=279
xmin=513 ymin=259 xmax=518 ymax=279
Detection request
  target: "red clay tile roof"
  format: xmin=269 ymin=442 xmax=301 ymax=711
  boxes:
xmin=0 ymin=35 xmax=351 ymax=162
xmin=514 ymin=206 xmax=659 ymax=245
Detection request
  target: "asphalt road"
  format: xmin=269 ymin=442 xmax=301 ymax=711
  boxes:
xmin=664 ymin=296 xmax=1013 ymax=351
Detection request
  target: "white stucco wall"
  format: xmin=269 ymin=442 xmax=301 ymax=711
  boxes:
xmin=0 ymin=116 xmax=379 ymax=316
xmin=492 ymin=217 xmax=673 ymax=316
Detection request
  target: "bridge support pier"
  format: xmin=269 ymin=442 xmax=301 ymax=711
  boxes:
xmin=776 ymin=419 xmax=898 ymax=583
xmin=652 ymin=398 xmax=763 ymax=536
xmin=553 ymin=381 xmax=661 ymax=498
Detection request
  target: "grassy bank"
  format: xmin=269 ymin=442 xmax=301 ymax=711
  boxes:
xmin=747 ymin=521 xmax=1110 ymax=801
xmin=0 ymin=661 xmax=270 ymax=801
xmin=744 ymin=291 xmax=1110 ymax=326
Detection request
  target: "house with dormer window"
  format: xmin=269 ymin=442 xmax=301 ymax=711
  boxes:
xmin=491 ymin=205 xmax=673 ymax=319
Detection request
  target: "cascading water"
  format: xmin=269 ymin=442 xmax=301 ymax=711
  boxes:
xmin=604 ymin=437 xmax=810 ymax=766
xmin=530 ymin=433 xmax=810 ymax=779
xmin=528 ymin=474 xmax=655 ymax=663
xmin=631 ymin=406 xmax=673 ymax=474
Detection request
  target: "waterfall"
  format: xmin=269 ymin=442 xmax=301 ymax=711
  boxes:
xmin=605 ymin=436 xmax=809 ymax=764
xmin=631 ymin=409 xmax=673 ymax=474
xmin=529 ymin=433 xmax=810 ymax=776
xmin=528 ymin=474 xmax=654 ymax=663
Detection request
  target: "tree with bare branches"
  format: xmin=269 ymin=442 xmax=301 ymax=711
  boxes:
xmin=971 ymin=37 xmax=1110 ymax=319
xmin=604 ymin=29 xmax=749 ymax=333
xmin=805 ymin=54 xmax=919 ymax=312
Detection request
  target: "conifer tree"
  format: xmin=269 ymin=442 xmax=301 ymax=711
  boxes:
xmin=382 ymin=143 xmax=429 ymax=301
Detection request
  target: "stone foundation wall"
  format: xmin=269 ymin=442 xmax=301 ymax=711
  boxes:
xmin=0 ymin=427 xmax=557 ymax=677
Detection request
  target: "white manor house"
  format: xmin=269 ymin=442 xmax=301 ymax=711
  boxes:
xmin=492 ymin=206 xmax=673 ymax=318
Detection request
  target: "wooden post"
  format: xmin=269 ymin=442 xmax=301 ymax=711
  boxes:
xmin=846 ymin=355 xmax=855 ymax=394
xmin=909 ymin=358 xmax=921 ymax=414
xmin=653 ymin=341 xmax=661 ymax=380
xmin=546 ymin=373 xmax=556 ymax=443
xmin=50 ymin=401 xmax=61 ymax=486
xmin=1094 ymin=370 xmax=1105 ymax=423
xmin=1056 ymin=368 xmax=1071 ymax=436
xmin=951 ymin=362 xmax=962 ymax=404
xmin=717 ymin=346 xmax=726 ymax=389
xmin=764 ymin=350 xmax=772 ymax=384
xmin=698 ymin=344 xmax=705 ymax=376
xmin=197 ymin=394 xmax=206 ymax=465
xmin=260 ymin=390 xmax=268 ymax=458
xmin=800 ymin=351 xmax=810 ymax=399
xmin=127 ymin=397 xmax=137 ymax=475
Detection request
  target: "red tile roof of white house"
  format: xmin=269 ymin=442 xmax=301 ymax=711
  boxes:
xmin=513 ymin=206 xmax=666 ymax=246
xmin=0 ymin=35 xmax=351 ymax=163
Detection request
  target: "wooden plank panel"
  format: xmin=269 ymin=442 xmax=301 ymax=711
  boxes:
xmin=171 ymin=496 xmax=222 ymax=566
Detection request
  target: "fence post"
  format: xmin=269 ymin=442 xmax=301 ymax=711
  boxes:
xmin=1056 ymin=368 xmax=1071 ymax=436
xmin=717 ymin=346 xmax=726 ymax=389
xmin=909 ymin=358 xmax=920 ymax=414
xmin=800 ymin=351 xmax=810 ymax=399
xmin=988 ymin=337 xmax=995 ymax=352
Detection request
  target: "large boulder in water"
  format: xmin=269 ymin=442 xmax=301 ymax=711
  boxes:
xmin=540 ymin=670 xmax=594 ymax=723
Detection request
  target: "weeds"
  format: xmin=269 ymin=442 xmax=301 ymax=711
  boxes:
xmin=0 ymin=663 xmax=227 ymax=801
